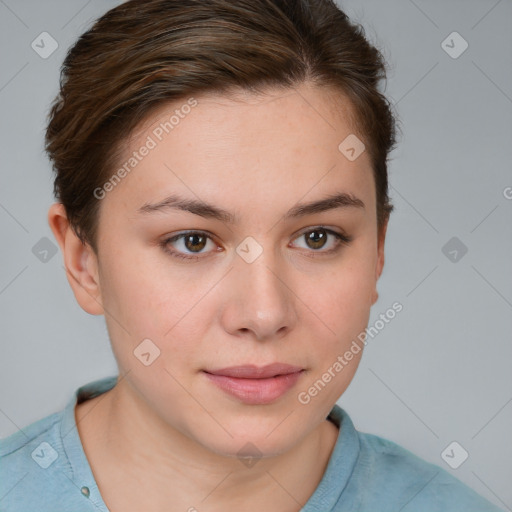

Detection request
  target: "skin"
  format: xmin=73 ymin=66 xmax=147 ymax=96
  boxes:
xmin=48 ymin=81 xmax=387 ymax=512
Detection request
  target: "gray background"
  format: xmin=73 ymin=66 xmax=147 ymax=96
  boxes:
xmin=0 ymin=0 xmax=511 ymax=509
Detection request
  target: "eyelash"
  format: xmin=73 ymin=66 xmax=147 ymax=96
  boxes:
xmin=159 ymin=227 xmax=353 ymax=261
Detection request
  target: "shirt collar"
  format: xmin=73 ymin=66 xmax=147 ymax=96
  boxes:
xmin=301 ymin=404 xmax=361 ymax=510
xmin=59 ymin=375 xmax=118 ymax=511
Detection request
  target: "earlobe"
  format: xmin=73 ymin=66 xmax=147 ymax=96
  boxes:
xmin=47 ymin=203 xmax=104 ymax=316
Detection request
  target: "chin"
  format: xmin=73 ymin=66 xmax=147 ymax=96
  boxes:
xmin=181 ymin=406 xmax=318 ymax=461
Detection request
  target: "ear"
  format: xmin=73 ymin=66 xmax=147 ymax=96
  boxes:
xmin=47 ymin=203 xmax=104 ymax=315
xmin=371 ymin=218 xmax=389 ymax=306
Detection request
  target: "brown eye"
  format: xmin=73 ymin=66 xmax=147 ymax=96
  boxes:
xmin=291 ymin=227 xmax=352 ymax=256
xmin=161 ymin=231 xmax=217 ymax=260
xmin=304 ymin=229 xmax=329 ymax=250
xmin=183 ymin=233 xmax=208 ymax=253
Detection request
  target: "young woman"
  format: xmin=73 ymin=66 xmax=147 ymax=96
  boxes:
xmin=0 ymin=1 xmax=504 ymax=511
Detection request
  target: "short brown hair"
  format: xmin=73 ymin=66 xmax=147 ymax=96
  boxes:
xmin=45 ymin=0 xmax=398 ymax=253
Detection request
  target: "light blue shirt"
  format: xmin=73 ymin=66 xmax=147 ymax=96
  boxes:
xmin=0 ymin=376 xmax=504 ymax=511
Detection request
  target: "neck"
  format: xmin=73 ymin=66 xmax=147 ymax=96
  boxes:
xmin=75 ymin=379 xmax=339 ymax=512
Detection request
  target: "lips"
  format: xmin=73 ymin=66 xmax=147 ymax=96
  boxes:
xmin=203 ymin=363 xmax=304 ymax=405
xmin=205 ymin=363 xmax=303 ymax=379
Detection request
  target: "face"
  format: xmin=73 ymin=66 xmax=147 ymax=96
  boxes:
xmin=65 ymin=82 xmax=386 ymax=457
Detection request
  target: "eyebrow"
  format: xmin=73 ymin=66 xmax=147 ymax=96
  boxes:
xmin=136 ymin=192 xmax=365 ymax=223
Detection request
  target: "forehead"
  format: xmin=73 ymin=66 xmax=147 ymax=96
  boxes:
xmin=100 ymin=83 xmax=375 ymax=222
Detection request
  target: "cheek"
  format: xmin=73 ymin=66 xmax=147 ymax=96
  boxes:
xmin=97 ymin=247 xmax=210 ymax=366
xmin=97 ymin=242 xmax=178 ymax=325
xmin=304 ymin=240 xmax=377 ymax=357
xmin=297 ymin=259 xmax=374 ymax=409
xmin=318 ymin=246 xmax=377 ymax=317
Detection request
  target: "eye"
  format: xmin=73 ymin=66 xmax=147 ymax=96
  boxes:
xmin=160 ymin=231 xmax=219 ymax=260
xmin=290 ymin=227 xmax=352 ymax=256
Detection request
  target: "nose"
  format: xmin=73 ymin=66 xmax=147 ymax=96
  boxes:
xmin=220 ymin=249 xmax=298 ymax=342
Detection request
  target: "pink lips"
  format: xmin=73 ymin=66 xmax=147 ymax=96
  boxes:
xmin=203 ymin=363 xmax=304 ymax=405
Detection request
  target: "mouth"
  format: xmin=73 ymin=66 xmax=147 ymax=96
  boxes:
xmin=203 ymin=363 xmax=305 ymax=405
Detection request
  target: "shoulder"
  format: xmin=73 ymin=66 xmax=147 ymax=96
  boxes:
xmin=355 ymin=431 xmax=504 ymax=511
xmin=0 ymin=376 xmax=118 ymax=511
xmin=0 ymin=411 xmax=66 ymax=510
xmin=0 ymin=410 xmax=61 ymax=458
xmin=0 ymin=410 xmax=63 ymax=480
xmin=0 ymin=405 xmax=99 ymax=511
